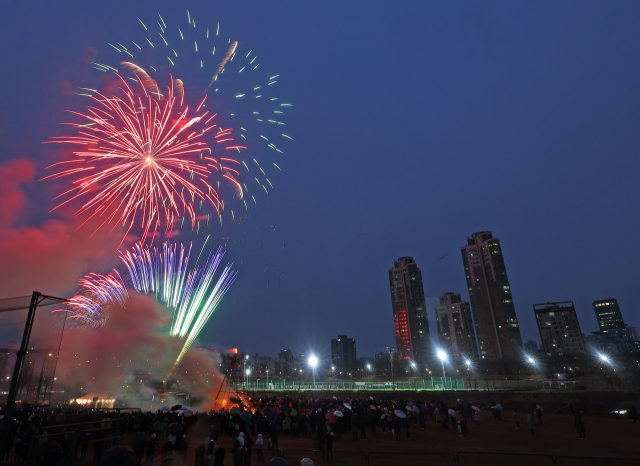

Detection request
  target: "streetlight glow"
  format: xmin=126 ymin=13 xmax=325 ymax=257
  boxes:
xmin=465 ymin=359 xmax=471 ymax=367
xmin=599 ymin=353 xmax=610 ymax=364
xmin=437 ymin=349 xmax=447 ymax=384
xmin=309 ymin=355 xmax=318 ymax=387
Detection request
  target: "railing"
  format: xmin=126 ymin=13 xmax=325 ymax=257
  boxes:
xmin=232 ymin=377 xmax=468 ymax=391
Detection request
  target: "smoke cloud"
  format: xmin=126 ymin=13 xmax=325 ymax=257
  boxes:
xmin=0 ymin=158 xmax=122 ymax=299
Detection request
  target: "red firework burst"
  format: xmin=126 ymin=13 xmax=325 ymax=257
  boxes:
xmin=44 ymin=71 xmax=246 ymax=244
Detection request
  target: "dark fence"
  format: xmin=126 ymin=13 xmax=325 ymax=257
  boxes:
xmin=457 ymin=452 xmax=555 ymax=466
xmin=555 ymin=456 xmax=640 ymax=466
xmin=368 ymin=452 xmax=456 ymax=466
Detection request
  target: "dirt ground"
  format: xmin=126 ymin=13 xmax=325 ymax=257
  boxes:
xmin=208 ymin=412 xmax=640 ymax=463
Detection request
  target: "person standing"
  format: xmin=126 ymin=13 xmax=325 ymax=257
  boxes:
xmin=574 ymin=413 xmax=586 ymax=439
xmin=527 ymin=411 xmax=538 ymax=435
xmin=255 ymin=434 xmax=264 ymax=462
xmin=393 ymin=414 xmax=403 ymax=440
xmin=204 ymin=440 xmax=216 ymax=466
xmin=513 ymin=410 xmax=520 ymax=429
xmin=269 ymin=423 xmax=279 ymax=455
xmin=144 ymin=434 xmax=158 ymax=466
xmin=316 ymin=422 xmax=326 ymax=459
xmin=325 ymin=431 xmax=334 ymax=460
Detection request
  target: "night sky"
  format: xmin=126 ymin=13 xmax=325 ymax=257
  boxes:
xmin=1 ymin=1 xmax=640 ymax=361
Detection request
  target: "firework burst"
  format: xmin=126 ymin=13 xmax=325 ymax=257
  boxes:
xmin=57 ymin=240 xmax=237 ymax=366
xmin=44 ymin=73 xmax=245 ymax=244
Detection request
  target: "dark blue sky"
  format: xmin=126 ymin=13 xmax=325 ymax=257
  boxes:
xmin=1 ymin=1 xmax=640 ymax=360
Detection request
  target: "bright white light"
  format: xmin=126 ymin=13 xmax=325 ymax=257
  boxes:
xmin=437 ymin=350 xmax=447 ymax=361
xmin=465 ymin=359 xmax=471 ymax=367
xmin=410 ymin=361 xmax=416 ymax=368
xmin=527 ymin=356 xmax=535 ymax=364
xmin=309 ymin=356 xmax=318 ymax=367
xmin=332 ymin=366 xmax=335 ymax=371
xmin=599 ymin=353 xmax=610 ymax=364
xmin=367 ymin=364 xmax=372 ymax=370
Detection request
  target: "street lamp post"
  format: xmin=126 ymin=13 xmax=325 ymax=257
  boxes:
xmin=243 ymin=355 xmax=249 ymax=389
xmin=410 ymin=361 xmax=418 ymax=391
xmin=464 ymin=359 xmax=472 ymax=389
xmin=309 ymin=356 xmax=318 ymax=388
xmin=386 ymin=347 xmax=395 ymax=389
xmin=266 ymin=370 xmax=269 ymax=389
xmin=437 ymin=350 xmax=447 ymax=389
xmin=246 ymin=369 xmax=251 ymax=389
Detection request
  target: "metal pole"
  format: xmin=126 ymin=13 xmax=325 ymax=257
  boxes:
xmin=49 ymin=310 xmax=68 ymax=402
xmin=0 ymin=292 xmax=41 ymax=459
xmin=441 ymin=360 xmax=446 ymax=388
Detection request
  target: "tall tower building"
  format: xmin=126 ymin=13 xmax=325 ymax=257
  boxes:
xmin=388 ymin=257 xmax=431 ymax=365
xmin=592 ymin=299 xmax=625 ymax=331
xmin=461 ymin=231 xmax=523 ymax=360
xmin=330 ymin=335 xmax=357 ymax=368
xmin=434 ymin=292 xmax=478 ymax=361
xmin=534 ymin=301 xmax=586 ymax=357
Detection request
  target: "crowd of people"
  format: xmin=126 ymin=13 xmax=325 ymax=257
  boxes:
xmin=0 ymin=395 xmax=638 ymax=465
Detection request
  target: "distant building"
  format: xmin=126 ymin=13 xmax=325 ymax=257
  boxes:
xmin=586 ymin=327 xmax=640 ymax=356
xmin=589 ymin=299 xmax=639 ymax=355
xmin=434 ymin=292 xmax=478 ymax=360
xmin=534 ymin=301 xmax=587 ymax=357
xmin=523 ymin=340 xmax=539 ymax=354
xmin=331 ymin=335 xmax=357 ymax=368
xmin=388 ymin=257 xmax=431 ymax=365
xmin=461 ymin=231 xmax=523 ymax=360
xmin=592 ymin=299 xmax=626 ymax=331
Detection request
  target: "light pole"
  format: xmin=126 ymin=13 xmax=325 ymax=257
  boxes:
xmin=410 ymin=361 xmax=418 ymax=391
xmin=266 ymin=370 xmax=269 ymax=389
xmin=309 ymin=356 xmax=318 ymax=388
xmin=386 ymin=347 xmax=395 ymax=389
xmin=437 ymin=350 xmax=447 ymax=388
xmin=243 ymin=355 xmax=249 ymax=389
xmin=246 ymin=369 xmax=251 ymax=389
xmin=464 ymin=359 xmax=472 ymax=389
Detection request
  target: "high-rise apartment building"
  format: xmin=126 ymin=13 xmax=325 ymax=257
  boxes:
xmin=589 ymin=298 xmax=639 ymax=355
xmin=331 ymin=335 xmax=357 ymax=368
xmin=592 ymin=299 xmax=625 ymax=331
xmin=434 ymin=292 xmax=478 ymax=361
xmin=534 ymin=302 xmax=586 ymax=357
xmin=388 ymin=257 xmax=431 ymax=365
xmin=461 ymin=231 xmax=523 ymax=360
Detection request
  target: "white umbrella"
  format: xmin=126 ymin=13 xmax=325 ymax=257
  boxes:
xmin=448 ymin=409 xmax=457 ymax=417
xmin=394 ymin=410 xmax=407 ymax=419
xmin=333 ymin=410 xmax=344 ymax=417
xmin=369 ymin=405 xmax=377 ymax=410
xmin=495 ymin=404 xmax=503 ymax=411
xmin=411 ymin=405 xmax=420 ymax=413
xmin=472 ymin=406 xmax=480 ymax=412
xmin=343 ymin=403 xmax=352 ymax=410
xmin=536 ymin=404 xmax=543 ymax=411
